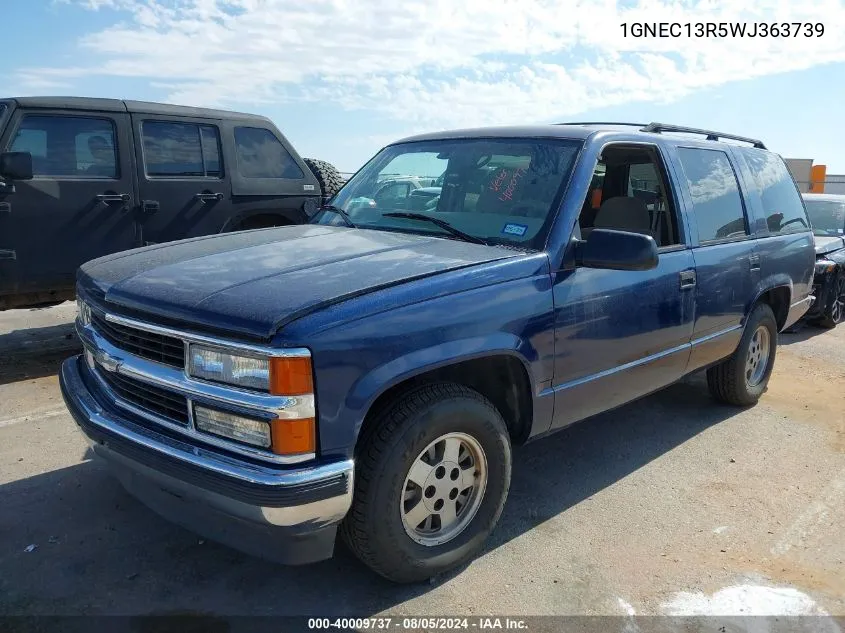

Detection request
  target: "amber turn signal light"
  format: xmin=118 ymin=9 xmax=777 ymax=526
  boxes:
xmin=269 ymin=356 xmax=314 ymax=396
xmin=271 ymin=417 xmax=316 ymax=455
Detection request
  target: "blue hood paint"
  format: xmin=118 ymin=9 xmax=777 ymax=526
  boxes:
xmin=79 ymin=225 xmax=519 ymax=339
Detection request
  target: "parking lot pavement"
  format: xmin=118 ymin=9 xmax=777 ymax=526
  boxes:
xmin=0 ymin=304 xmax=843 ymax=617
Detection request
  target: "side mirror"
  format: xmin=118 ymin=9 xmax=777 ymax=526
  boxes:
xmin=0 ymin=152 xmax=33 ymax=181
xmin=576 ymin=228 xmax=659 ymax=271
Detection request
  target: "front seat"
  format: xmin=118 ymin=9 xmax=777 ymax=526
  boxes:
xmin=590 ymin=195 xmax=656 ymax=239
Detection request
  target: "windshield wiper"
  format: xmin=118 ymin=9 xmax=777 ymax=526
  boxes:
xmin=382 ymin=212 xmax=488 ymax=245
xmin=318 ymin=204 xmax=356 ymax=228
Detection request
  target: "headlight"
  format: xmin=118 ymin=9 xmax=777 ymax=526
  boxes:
xmin=193 ymin=404 xmax=316 ymax=455
xmin=77 ymin=298 xmax=91 ymax=326
xmin=188 ymin=344 xmax=314 ymax=396
xmin=189 ymin=345 xmax=270 ymax=391
xmin=815 ymin=259 xmax=836 ymax=274
xmin=189 ymin=345 xmax=316 ymax=456
xmin=193 ymin=405 xmax=271 ymax=448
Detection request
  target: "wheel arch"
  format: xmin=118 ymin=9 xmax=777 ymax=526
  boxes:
xmin=352 ymin=347 xmax=537 ymax=455
xmin=749 ymin=279 xmax=792 ymax=331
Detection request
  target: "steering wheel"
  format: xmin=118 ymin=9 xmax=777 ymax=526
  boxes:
xmin=779 ymin=217 xmax=808 ymax=230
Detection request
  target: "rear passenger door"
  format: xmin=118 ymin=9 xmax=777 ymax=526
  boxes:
xmin=668 ymin=145 xmax=759 ymax=372
xmin=132 ymin=115 xmax=233 ymax=245
xmin=0 ymin=109 xmax=137 ymax=298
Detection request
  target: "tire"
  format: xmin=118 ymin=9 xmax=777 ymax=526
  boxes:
xmin=816 ymin=271 xmax=844 ymax=329
xmin=707 ymin=302 xmax=778 ymax=406
xmin=303 ymin=157 xmax=344 ymax=199
xmin=341 ymin=382 xmax=511 ymax=583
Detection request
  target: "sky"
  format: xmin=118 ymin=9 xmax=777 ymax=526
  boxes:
xmin=3 ymin=0 xmax=845 ymax=175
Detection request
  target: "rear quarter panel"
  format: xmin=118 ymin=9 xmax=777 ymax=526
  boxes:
xmin=728 ymin=147 xmax=815 ymax=327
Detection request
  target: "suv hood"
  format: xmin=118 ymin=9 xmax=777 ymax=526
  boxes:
xmin=79 ymin=225 xmax=519 ymax=339
xmin=814 ymin=235 xmax=845 ymax=256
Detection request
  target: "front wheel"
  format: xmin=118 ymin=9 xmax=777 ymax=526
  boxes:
xmin=707 ymin=302 xmax=778 ymax=406
xmin=816 ymin=272 xmax=844 ymax=329
xmin=341 ymin=383 xmax=511 ymax=583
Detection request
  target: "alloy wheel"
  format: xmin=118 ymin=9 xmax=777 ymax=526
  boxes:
xmin=400 ymin=432 xmax=488 ymax=547
xmin=745 ymin=325 xmax=771 ymax=387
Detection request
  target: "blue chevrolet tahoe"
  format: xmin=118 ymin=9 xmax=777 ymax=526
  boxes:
xmin=59 ymin=122 xmax=815 ymax=583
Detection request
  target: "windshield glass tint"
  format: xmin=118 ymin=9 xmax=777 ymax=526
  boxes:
xmin=315 ymin=138 xmax=582 ymax=248
xmin=804 ymin=199 xmax=845 ymax=236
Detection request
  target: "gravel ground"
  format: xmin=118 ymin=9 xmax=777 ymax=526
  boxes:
xmin=0 ymin=303 xmax=843 ymax=619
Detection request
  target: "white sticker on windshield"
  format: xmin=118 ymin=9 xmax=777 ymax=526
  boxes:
xmin=502 ymin=223 xmax=527 ymax=236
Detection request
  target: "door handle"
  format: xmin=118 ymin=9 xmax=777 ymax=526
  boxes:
xmin=142 ymin=200 xmax=160 ymax=217
xmin=195 ymin=192 xmax=224 ymax=203
xmin=96 ymin=193 xmax=130 ymax=203
xmin=679 ymin=270 xmax=697 ymax=290
xmin=0 ymin=202 xmax=10 ymax=214
xmin=749 ymin=253 xmax=761 ymax=271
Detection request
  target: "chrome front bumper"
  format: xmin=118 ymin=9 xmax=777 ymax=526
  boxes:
xmin=60 ymin=355 xmax=354 ymax=563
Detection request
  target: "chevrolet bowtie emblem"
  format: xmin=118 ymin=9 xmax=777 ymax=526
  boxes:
xmin=95 ymin=350 xmax=122 ymax=373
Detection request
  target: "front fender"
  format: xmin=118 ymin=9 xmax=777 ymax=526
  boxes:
xmin=293 ymin=270 xmax=556 ymax=459
xmin=349 ymin=335 xmax=537 ymax=436
xmin=354 ymin=335 xmax=533 ymax=401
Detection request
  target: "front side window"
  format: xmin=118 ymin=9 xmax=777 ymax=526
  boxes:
xmin=578 ymin=145 xmax=681 ymax=247
xmin=676 ymin=148 xmax=748 ymax=242
xmin=803 ymin=198 xmax=845 ymax=236
xmin=316 ymin=138 xmax=582 ymax=249
xmin=738 ymin=148 xmax=810 ymax=235
xmin=234 ymin=127 xmax=304 ymax=179
xmin=142 ymin=121 xmax=222 ymax=177
xmin=8 ymin=115 xmax=118 ymax=179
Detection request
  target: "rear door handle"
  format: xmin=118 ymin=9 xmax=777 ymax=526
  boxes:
xmin=96 ymin=193 xmax=130 ymax=204
xmin=749 ymin=253 xmax=761 ymax=271
xmin=680 ymin=269 xmax=697 ymax=289
xmin=195 ymin=192 xmax=224 ymax=203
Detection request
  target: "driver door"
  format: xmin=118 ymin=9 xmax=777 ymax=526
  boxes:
xmin=549 ymin=143 xmax=696 ymax=431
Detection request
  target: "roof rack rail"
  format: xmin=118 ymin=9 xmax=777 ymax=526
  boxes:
xmin=640 ymin=122 xmax=766 ymax=149
xmin=557 ymin=121 xmax=649 ymax=128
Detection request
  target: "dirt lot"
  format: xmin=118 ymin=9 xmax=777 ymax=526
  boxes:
xmin=0 ymin=303 xmax=843 ymax=618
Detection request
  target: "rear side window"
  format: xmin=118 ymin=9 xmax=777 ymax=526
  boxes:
xmin=142 ymin=121 xmax=222 ymax=178
xmin=737 ymin=148 xmax=810 ymax=235
xmin=8 ymin=115 xmax=118 ymax=179
xmin=234 ymin=127 xmax=304 ymax=179
xmin=676 ymin=148 xmax=747 ymax=242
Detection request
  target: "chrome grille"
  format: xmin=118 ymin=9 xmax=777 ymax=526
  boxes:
xmin=91 ymin=311 xmax=185 ymax=368
xmin=97 ymin=367 xmax=190 ymax=426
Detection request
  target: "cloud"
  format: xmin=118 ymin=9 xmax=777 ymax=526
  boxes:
xmin=23 ymin=0 xmax=845 ymax=130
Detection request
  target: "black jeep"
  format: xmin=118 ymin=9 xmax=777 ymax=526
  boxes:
xmin=0 ymin=97 xmax=343 ymax=310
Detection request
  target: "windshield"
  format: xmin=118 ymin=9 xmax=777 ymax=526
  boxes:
xmin=0 ymin=103 xmax=7 ymax=129
xmin=313 ymin=138 xmax=582 ymax=249
xmin=804 ymin=199 xmax=845 ymax=236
